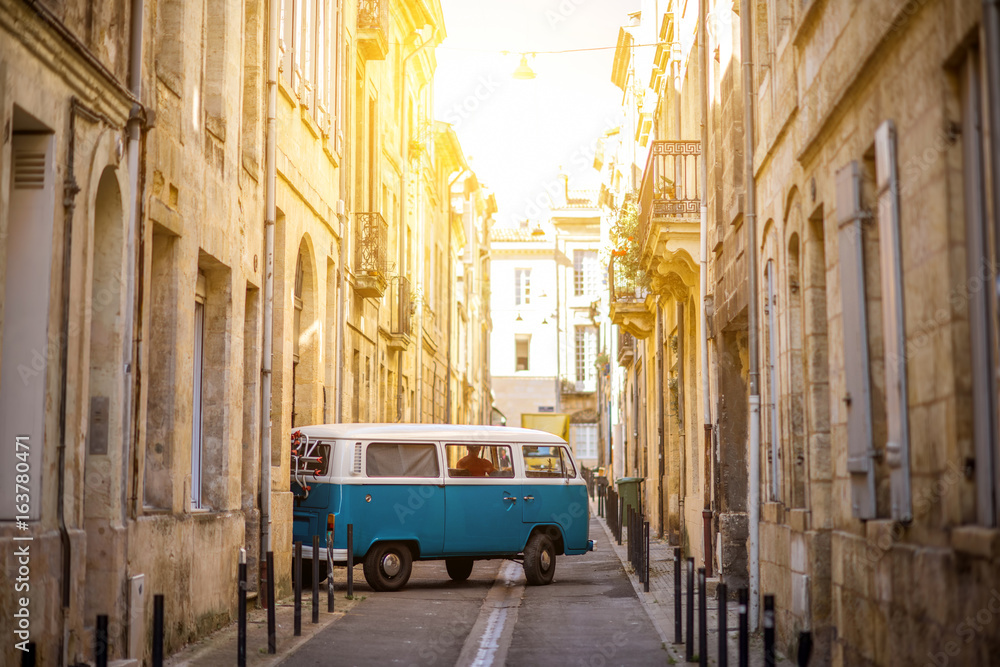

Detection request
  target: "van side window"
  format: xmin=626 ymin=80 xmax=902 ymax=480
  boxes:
xmin=446 ymin=444 xmax=515 ymax=478
xmin=523 ymin=445 xmax=573 ymax=478
xmin=366 ymin=443 xmax=440 ymax=478
xmin=559 ymin=447 xmax=577 ymax=478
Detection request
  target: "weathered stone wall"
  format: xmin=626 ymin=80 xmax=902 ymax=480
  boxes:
xmin=0 ymin=0 xmax=135 ymax=661
xmin=736 ymin=0 xmax=1000 ymax=664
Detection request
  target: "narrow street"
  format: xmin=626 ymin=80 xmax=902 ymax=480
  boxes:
xmin=281 ymin=517 xmax=664 ymax=666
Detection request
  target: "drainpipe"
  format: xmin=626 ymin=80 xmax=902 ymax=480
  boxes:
xmin=261 ymin=0 xmax=278 ymax=559
xmin=122 ymin=0 xmax=145 ymax=521
xmin=698 ymin=0 xmax=714 ymax=579
xmin=656 ymin=303 xmax=665 ymax=537
xmin=740 ymin=0 xmax=761 ymax=630
xmin=984 ymin=0 xmax=1000 ymax=322
xmin=58 ymin=99 xmax=82 ymax=667
xmin=676 ymin=302 xmax=685 ymax=549
xmin=336 ymin=0 xmax=348 ymax=424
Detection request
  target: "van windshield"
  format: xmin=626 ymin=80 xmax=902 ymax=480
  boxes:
xmin=523 ymin=445 xmax=575 ymax=478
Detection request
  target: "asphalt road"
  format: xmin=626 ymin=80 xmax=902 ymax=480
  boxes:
xmin=280 ymin=517 xmax=665 ymax=666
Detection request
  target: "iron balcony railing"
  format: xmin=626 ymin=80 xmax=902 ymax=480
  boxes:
xmin=358 ymin=0 xmax=389 ymax=59
xmin=358 ymin=0 xmax=388 ymax=32
xmin=392 ymin=276 xmax=412 ymax=336
xmin=355 ymin=212 xmax=388 ymax=278
xmin=638 ymin=140 xmax=701 ymax=243
xmin=617 ymin=331 xmax=635 ymax=365
xmin=609 ymin=254 xmax=645 ymax=303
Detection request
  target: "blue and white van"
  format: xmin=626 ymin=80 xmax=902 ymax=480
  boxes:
xmin=290 ymin=424 xmax=594 ymax=591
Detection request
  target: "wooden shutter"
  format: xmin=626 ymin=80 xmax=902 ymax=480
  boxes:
xmin=836 ymin=161 xmax=876 ymax=519
xmin=875 ymin=121 xmax=912 ymax=521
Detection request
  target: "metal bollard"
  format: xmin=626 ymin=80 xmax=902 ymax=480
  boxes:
xmin=627 ymin=505 xmax=632 ymax=560
xmin=718 ymin=583 xmax=728 ymax=667
xmin=764 ymin=594 xmax=775 ymax=667
xmin=674 ymin=547 xmax=682 ymax=644
xmin=798 ymin=630 xmax=813 ymax=666
xmin=643 ymin=521 xmax=650 ymax=593
xmin=312 ymin=534 xmax=320 ymax=623
xmin=347 ymin=524 xmax=354 ymax=598
xmin=95 ymin=614 xmax=108 ymax=667
xmin=294 ymin=540 xmax=302 ymax=636
xmin=238 ymin=549 xmax=247 ymax=667
xmin=327 ymin=529 xmax=335 ymax=612
xmin=617 ymin=496 xmax=625 ymax=546
xmin=266 ymin=551 xmax=276 ymax=654
xmin=738 ymin=588 xmax=748 ymax=667
xmin=698 ymin=568 xmax=707 ymax=667
xmin=153 ymin=594 xmax=165 ymax=667
xmin=686 ymin=557 xmax=694 ymax=662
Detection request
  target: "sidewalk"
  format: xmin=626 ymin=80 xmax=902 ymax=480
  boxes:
xmin=593 ymin=506 xmax=796 ymax=667
xmin=165 ymin=565 xmax=367 ymax=666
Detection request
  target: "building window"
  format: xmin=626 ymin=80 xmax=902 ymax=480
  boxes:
xmin=515 ymin=268 xmax=531 ymax=305
xmin=573 ymin=250 xmax=599 ymax=297
xmin=191 ymin=272 xmax=207 ymax=509
xmin=515 ymin=335 xmax=530 ymax=372
xmin=574 ymin=326 xmax=597 ymax=387
xmin=1 ymin=129 xmax=55 ymax=520
xmin=572 ymin=424 xmax=598 ymax=460
xmin=765 ymin=259 xmax=781 ymax=502
xmin=958 ymin=46 xmax=999 ymax=526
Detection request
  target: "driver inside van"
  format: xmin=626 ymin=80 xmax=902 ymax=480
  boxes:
xmin=457 ymin=445 xmax=496 ymax=477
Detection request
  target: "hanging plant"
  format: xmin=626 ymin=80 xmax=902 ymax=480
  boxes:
xmin=605 ymin=191 xmax=648 ymax=291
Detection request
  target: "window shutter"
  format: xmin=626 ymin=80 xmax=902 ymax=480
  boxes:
xmin=875 ymin=121 xmax=912 ymax=521
xmin=836 ymin=161 xmax=877 ymax=520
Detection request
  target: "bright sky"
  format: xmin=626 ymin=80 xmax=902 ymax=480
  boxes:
xmin=433 ymin=0 xmax=640 ymax=227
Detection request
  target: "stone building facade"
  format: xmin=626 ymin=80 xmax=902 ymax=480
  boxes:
xmin=489 ymin=183 xmax=603 ymax=464
xmin=0 ymin=0 xmax=141 ymax=659
xmin=0 ymin=0 xmax=491 ymax=663
xmin=603 ymin=0 xmax=1000 ymax=665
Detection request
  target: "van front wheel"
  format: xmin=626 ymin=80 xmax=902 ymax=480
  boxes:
xmin=363 ymin=542 xmax=413 ymax=592
xmin=523 ymin=533 xmax=556 ymax=585
xmin=445 ymin=557 xmax=474 ymax=582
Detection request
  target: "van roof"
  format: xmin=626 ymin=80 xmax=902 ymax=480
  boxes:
xmin=292 ymin=423 xmax=569 ymax=444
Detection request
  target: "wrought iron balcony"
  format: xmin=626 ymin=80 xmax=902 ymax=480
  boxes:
xmin=637 ymin=140 xmax=701 ymax=241
xmin=617 ymin=331 xmax=635 ymax=366
xmin=608 ymin=254 xmax=654 ymax=339
xmin=354 ymin=212 xmax=388 ymax=298
xmin=358 ymin=0 xmax=389 ymax=60
xmin=608 ymin=254 xmax=644 ymax=304
xmin=633 ymin=140 xmax=702 ymax=305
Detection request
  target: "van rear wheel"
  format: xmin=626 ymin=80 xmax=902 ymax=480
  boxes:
xmin=523 ymin=533 xmax=556 ymax=585
xmin=445 ymin=557 xmax=474 ymax=582
xmin=363 ymin=542 xmax=413 ymax=592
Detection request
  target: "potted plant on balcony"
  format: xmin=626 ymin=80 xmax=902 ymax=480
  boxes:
xmin=607 ymin=191 xmax=647 ymax=297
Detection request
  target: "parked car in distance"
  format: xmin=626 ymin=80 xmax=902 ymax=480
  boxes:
xmin=290 ymin=423 xmax=594 ymax=591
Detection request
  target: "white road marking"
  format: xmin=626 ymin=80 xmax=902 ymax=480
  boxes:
xmin=454 ymin=560 xmax=526 ymax=667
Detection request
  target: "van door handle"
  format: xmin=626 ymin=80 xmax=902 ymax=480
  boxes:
xmin=503 ymin=496 xmax=517 ymax=503
xmin=523 ymin=495 xmax=535 ymax=501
